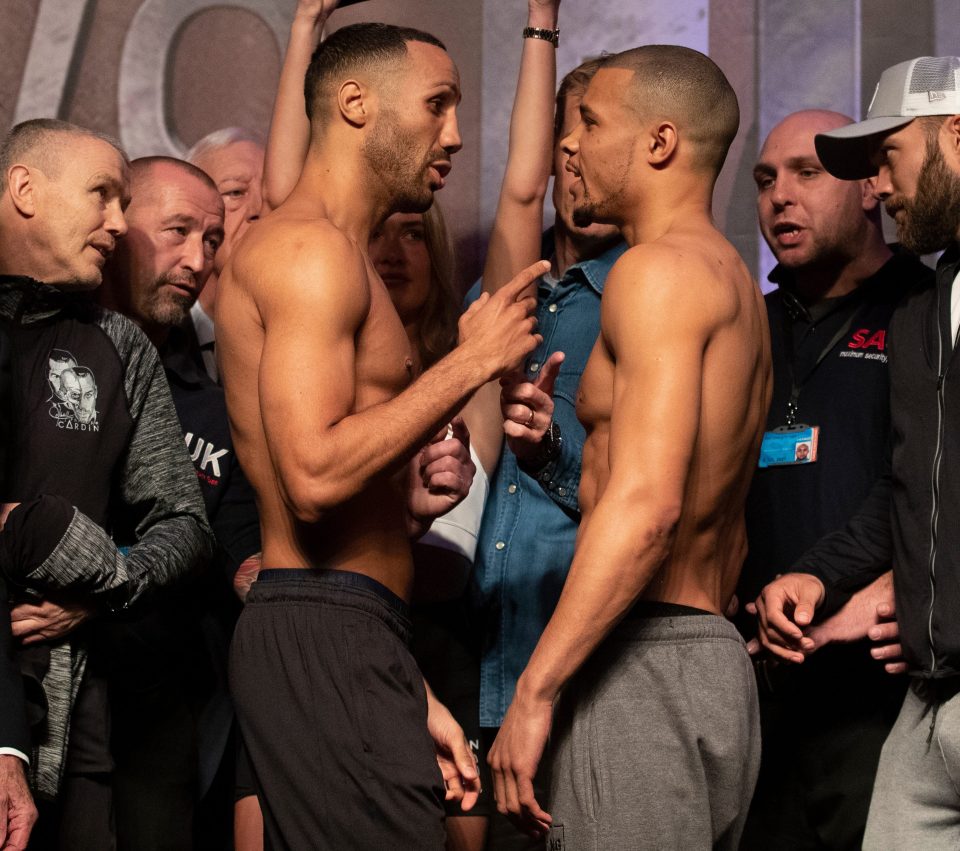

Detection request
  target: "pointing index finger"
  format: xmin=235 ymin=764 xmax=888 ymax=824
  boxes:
xmin=499 ymin=261 xmax=550 ymax=302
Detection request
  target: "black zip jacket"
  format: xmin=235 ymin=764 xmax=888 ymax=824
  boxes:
xmin=798 ymin=244 xmax=960 ymax=679
xmin=0 ymin=276 xmax=214 ymax=794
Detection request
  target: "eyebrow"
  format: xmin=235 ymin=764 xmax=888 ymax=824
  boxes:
xmin=216 ymin=173 xmax=253 ymax=185
xmin=753 ymin=156 xmax=821 ymax=176
xmin=89 ymin=172 xmax=127 ymax=193
xmin=428 ymin=83 xmax=462 ymax=104
xmin=160 ymin=213 xmax=199 ymax=228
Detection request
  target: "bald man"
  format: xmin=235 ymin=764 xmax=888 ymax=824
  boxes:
xmin=738 ymin=109 xmax=932 ymax=850
xmin=490 ymin=46 xmax=771 ymax=850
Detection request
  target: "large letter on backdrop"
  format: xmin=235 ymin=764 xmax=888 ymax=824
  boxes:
xmin=118 ymin=0 xmax=290 ymax=158
xmin=13 ymin=0 xmax=91 ymax=124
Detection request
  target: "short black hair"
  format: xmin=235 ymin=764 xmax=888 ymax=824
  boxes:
xmin=304 ymin=22 xmax=446 ymax=128
xmin=602 ymin=45 xmax=740 ymax=177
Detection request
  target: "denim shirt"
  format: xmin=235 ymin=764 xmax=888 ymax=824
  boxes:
xmin=466 ymin=239 xmax=626 ymax=726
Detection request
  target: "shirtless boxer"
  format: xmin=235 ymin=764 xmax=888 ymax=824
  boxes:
xmin=216 ymin=22 xmax=545 ymax=851
xmin=490 ymin=45 xmax=772 ymax=850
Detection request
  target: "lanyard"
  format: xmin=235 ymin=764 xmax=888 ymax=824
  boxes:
xmin=781 ymin=299 xmax=865 ymax=426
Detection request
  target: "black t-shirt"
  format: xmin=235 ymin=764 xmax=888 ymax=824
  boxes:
xmin=738 ymin=251 xmax=934 ymax=703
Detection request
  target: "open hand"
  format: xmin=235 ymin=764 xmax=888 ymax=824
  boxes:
xmin=426 ymin=684 xmax=480 ymax=812
xmin=488 ymin=692 xmax=553 ymax=838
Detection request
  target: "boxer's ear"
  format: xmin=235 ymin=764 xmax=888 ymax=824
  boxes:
xmin=337 ymin=79 xmax=370 ymax=128
xmin=648 ymin=121 xmax=678 ymax=168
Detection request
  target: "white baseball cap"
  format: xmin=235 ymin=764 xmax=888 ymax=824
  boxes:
xmin=815 ymin=56 xmax=960 ymax=180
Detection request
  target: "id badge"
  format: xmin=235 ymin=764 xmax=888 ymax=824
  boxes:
xmin=758 ymin=424 xmax=820 ymax=468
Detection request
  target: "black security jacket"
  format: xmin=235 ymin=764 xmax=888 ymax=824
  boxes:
xmin=800 ymin=244 xmax=960 ymax=679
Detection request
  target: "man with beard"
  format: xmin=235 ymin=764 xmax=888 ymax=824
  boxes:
xmin=753 ymin=55 xmax=960 ymax=848
xmin=216 ymin=22 xmax=546 ymax=850
xmin=490 ymin=46 xmax=771 ymax=850
xmin=186 ymin=128 xmax=264 ymax=382
xmin=96 ymin=155 xmax=260 ymax=849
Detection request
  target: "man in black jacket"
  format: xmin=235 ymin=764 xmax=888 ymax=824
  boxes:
xmin=97 ymin=155 xmax=261 ymax=850
xmin=0 ymin=121 xmax=214 ymax=849
xmin=739 ymin=109 xmax=931 ymax=850
xmin=754 ymin=56 xmax=960 ymax=848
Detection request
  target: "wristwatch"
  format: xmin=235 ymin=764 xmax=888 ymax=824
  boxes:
xmin=520 ymin=420 xmax=562 ymax=475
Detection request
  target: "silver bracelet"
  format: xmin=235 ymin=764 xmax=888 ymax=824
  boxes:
xmin=522 ymin=26 xmax=559 ymax=47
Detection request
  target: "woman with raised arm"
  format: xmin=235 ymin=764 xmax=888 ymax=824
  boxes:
xmin=480 ymin=0 xmax=559 ymax=295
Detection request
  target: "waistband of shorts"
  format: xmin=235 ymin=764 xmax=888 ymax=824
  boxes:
xmin=626 ymin=600 xmax=713 ymax=619
xmin=246 ymin=568 xmax=411 ymax=639
xmin=611 ymin=604 xmax=745 ymax=645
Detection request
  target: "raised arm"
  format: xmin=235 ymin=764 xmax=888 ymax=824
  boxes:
xmin=481 ymin=0 xmax=560 ymax=294
xmin=262 ymin=0 xmax=339 ymax=210
xmin=255 ymin=226 xmax=546 ymax=522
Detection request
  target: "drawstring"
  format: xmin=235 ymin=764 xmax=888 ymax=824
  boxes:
xmin=927 ymin=699 xmax=939 ymax=748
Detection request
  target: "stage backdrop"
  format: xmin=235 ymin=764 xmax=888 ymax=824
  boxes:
xmin=1 ymin=0 xmax=958 ymax=287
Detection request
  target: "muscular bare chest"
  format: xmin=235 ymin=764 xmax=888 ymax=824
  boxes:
xmin=576 ymin=335 xmax=613 ymax=437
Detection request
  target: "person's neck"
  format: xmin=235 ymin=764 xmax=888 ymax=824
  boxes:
xmin=618 ymin=182 xmax=714 ymax=248
xmin=290 ymin=147 xmax=392 ymax=245
xmin=791 ymin=236 xmax=893 ymax=306
xmin=552 ymin=225 xmax=619 ymax=278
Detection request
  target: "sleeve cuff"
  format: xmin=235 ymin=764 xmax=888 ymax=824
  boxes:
xmin=0 ymin=748 xmax=29 ymax=765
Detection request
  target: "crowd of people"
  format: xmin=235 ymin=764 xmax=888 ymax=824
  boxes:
xmin=1 ymin=0 xmax=959 ymax=848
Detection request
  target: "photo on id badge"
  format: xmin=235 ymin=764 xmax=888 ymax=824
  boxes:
xmin=758 ymin=424 xmax=819 ymax=469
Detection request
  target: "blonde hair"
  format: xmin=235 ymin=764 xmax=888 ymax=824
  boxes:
xmin=416 ymin=202 xmax=460 ymax=369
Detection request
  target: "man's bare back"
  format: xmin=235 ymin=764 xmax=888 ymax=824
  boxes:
xmin=577 ymin=225 xmax=771 ymax=614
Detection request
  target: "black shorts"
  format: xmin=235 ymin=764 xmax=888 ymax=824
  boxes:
xmin=411 ymin=598 xmax=492 ymax=818
xmin=229 ymin=568 xmax=446 ymax=850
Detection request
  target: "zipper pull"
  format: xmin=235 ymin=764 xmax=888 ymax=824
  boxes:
xmin=939 ymin=374 xmax=945 ymax=391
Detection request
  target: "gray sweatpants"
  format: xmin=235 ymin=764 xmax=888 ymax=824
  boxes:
xmin=549 ymin=608 xmax=760 ymax=850
xmin=864 ymin=678 xmax=960 ymax=850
